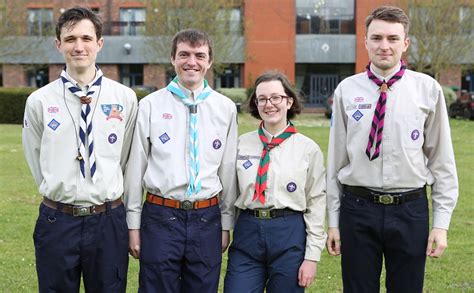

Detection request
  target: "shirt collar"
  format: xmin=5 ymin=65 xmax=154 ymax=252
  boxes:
xmin=262 ymin=122 xmax=290 ymax=141
xmin=370 ymin=62 xmax=402 ymax=82
xmin=177 ymin=82 xmax=205 ymax=101
xmin=64 ymin=70 xmax=98 ymax=91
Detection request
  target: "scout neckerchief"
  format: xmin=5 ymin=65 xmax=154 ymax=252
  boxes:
xmin=365 ymin=61 xmax=406 ymax=161
xmin=166 ymin=77 xmax=213 ymax=196
xmin=60 ymin=67 xmax=103 ymax=182
xmin=253 ymin=121 xmax=297 ymax=204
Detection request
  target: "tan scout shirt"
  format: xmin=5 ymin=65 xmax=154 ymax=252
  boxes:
xmin=124 ymin=85 xmax=238 ymax=230
xmin=327 ymin=64 xmax=458 ymax=230
xmin=235 ymin=129 xmax=327 ymax=261
xmin=22 ymin=75 xmax=138 ymax=205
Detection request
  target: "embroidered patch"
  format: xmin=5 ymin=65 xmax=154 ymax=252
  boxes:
xmin=358 ymin=103 xmax=372 ymax=109
xmin=352 ymin=110 xmax=363 ymax=121
xmin=108 ymin=133 xmax=118 ymax=144
xmin=237 ymin=155 xmax=261 ymax=160
xmin=48 ymin=106 xmax=59 ymax=113
xmin=411 ymin=129 xmax=420 ymax=140
xmin=47 ymin=119 xmax=60 ymax=131
xmin=243 ymin=160 xmax=253 ymax=169
xmin=159 ymin=133 xmax=170 ymax=144
xmin=101 ymin=104 xmax=124 ymax=121
xmin=354 ymin=97 xmax=364 ymax=103
xmin=162 ymin=113 xmax=173 ymax=119
xmin=346 ymin=104 xmax=357 ymax=111
xmin=212 ymin=139 xmax=222 ymax=150
xmin=287 ymin=182 xmax=297 ymax=192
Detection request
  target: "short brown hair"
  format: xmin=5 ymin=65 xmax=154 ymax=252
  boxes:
xmin=56 ymin=7 xmax=103 ymax=40
xmin=365 ymin=6 xmax=410 ymax=37
xmin=247 ymin=71 xmax=303 ymax=120
xmin=170 ymin=29 xmax=213 ymax=61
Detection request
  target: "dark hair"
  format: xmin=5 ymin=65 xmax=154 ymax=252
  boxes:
xmin=171 ymin=29 xmax=213 ymax=61
xmin=366 ymin=6 xmax=410 ymax=37
xmin=247 ymin=71 xmax=303 ymax=120
xmin=56 ymin=7 xmax=103 ymax=40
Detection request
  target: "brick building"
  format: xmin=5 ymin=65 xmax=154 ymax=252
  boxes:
xmin=0 ymin=0 xmax=473 ymax=107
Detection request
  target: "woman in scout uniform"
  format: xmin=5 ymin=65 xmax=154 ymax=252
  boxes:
xmin=224 ymin=71 xmax=327 ymax=292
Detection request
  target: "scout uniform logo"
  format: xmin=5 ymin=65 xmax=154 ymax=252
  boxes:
xmin=47 ymin=119 xmax=60 ymax=131
xmin=243 ymin=160 xmax=253 ymax=169
xmin=108 ymin=133 xmax=118 ymax=144
xmin=352 ymin=110 xmax=363 ymax=121
xmin=212 ymin=139 xmax=222 ymax=150
xmin=287 ymin=182 xmax=297 ymax=192
xmin=101 ymin=104 xmax=123 ymax=121
xmin=159 ymin=133 xmax=170 ymax=144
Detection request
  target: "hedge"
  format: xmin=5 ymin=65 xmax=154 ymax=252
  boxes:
xmin=0 ymin=87 xmax=36 ymax=124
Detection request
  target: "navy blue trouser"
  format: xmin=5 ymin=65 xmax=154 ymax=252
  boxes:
xmin=339 ymin=188 xmax=429 ymax=293
xmin=224 ymin=210 xmax=306 ymax=293
xmin=139 ymin=202 xmax=222 ymax=293
xmin=33 ymin=202 xmax=129 ymax=293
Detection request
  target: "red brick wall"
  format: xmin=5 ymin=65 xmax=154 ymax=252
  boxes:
xmin=243 ymin=0 xmax=295 ymax=87
xmin=144 ymin=64 xmax=165 ymax=89
xmin=100 ymin=64 xmax=120 ymax=81
xmin=2 ymin=65 xmax=28 ymax=87
xmin=439 ymin=66 xmax=462 ymax=96
xmin=48 ymin=64 xmax=63 ymax=82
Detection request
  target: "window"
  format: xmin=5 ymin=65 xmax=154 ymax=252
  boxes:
xmin=296 ymin=0 xmax=354 ymax=34
xmin=215 ymin=65 xmax=241 ymax=88
xmin=119 ymin=8 xmax=146 ymax=36
xmin=27 ymin=66 xmax=49 ymax=88
xmin=217 ymin=8 xmax=242 ymax=35
xmin=27 ymin=8 xmax=53 ymax=36
xmin=120 ymin=64 xmax=144 ymax=87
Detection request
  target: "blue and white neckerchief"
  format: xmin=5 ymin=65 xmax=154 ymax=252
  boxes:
xmin=60 ymin=67 xmax=103 ymax=183
xmin=166 ymin=77 xmax=212 ymax=196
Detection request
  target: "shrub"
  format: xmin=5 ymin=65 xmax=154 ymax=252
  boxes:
xmin=216 ymin=88 xmax=248 ymax=104
xmin=442 ymin=86 xmax=457 ymax=107
xmin=0 ymin=87 xmax=36 ymax=124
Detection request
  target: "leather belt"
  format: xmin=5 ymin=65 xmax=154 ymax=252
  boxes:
xmin=242 ymin=208 xmax=300 ymax=219
xmin=42 ymin=197 xmax=122 ymax=216
xmin=146 ymin=192 xmax=219 ymax=210
xmin=343 ymin=185 xmax=426 ymax=205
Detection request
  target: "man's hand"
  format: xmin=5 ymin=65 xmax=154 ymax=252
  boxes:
xmin=129 ymin=229 xmax=140 ymax=259
xmin=222 ymin=230 xmax=230 ymax=253
xmin=426 ymin=228 xmax=448 ymax=258
xmin=326 ymin=227 xmax=341 ymax=256
xmin=298 ymin=260 xmax=317 ymax=288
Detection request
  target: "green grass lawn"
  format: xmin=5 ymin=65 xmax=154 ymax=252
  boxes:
xmin=0 ymin=114 xmax=472 ymax=292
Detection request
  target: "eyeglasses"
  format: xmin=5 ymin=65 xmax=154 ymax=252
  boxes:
xmin=255 ymin=95 xmax=290 ymax=107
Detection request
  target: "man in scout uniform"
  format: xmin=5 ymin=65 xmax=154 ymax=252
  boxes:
xmin=326 ymin=6 xmax=458 ymax=293
xmin=124 ymin=28 xmax=238 ymax=292
xmin=22 ymin=6 xmax=137 ymax=292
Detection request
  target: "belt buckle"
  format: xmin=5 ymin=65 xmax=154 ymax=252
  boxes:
xmin=181 ymin=200 xmax=193 ymax=210
xmin=374 ymin=194 xmax=394 ymax=205
xmin=73 ymin=206 xmax=93 ymax=216
xmin=255 ymin=209 xmax=272 ymax=219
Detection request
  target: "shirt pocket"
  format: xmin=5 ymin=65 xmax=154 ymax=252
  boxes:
xmin=276 ymin=169 xmax=307 ymax=208
xmin=95 ymin=119 xmax=125 ymax=159
xmin=402 ymin=115 xmax=424 ymax=150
